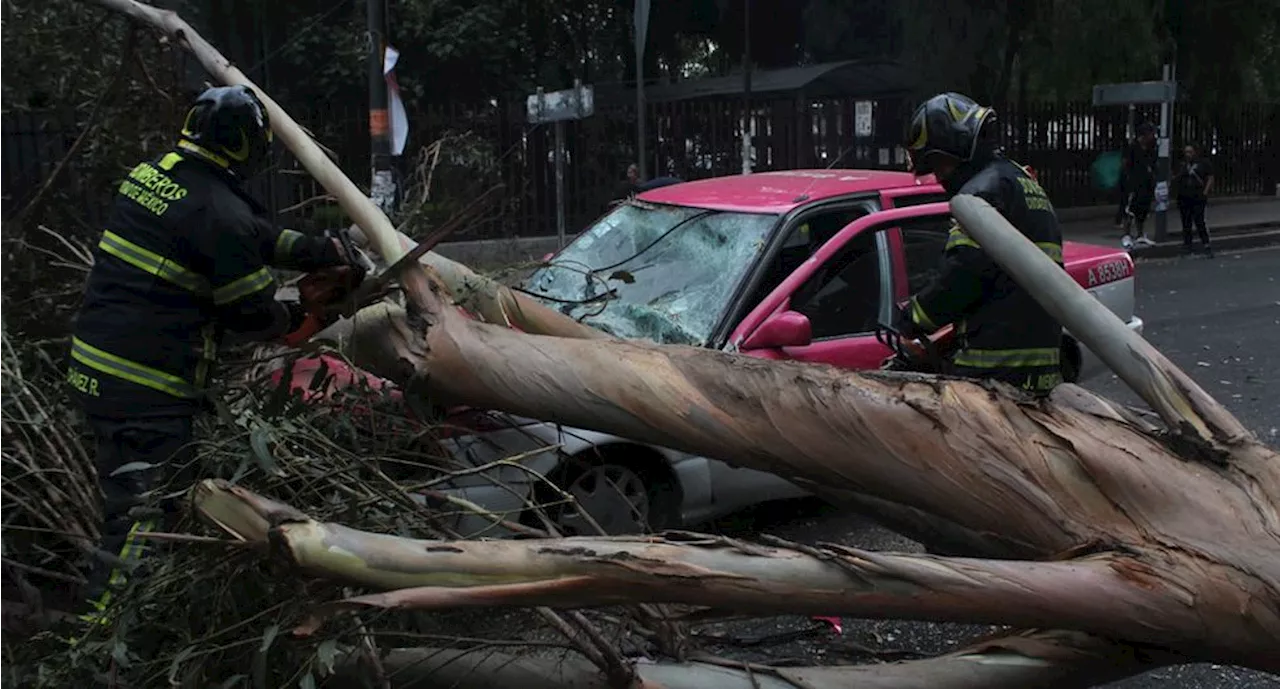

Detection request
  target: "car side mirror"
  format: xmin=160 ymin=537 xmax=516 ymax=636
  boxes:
xmin=741 ymin=310 xmax=812 ymax=350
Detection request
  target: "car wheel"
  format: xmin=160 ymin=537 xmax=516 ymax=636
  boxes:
xmin=535 ymin=452 xmax=678 ymax=536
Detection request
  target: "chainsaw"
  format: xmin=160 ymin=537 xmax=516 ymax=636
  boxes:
xmin=281 ymin=228 xmax=382 ymax=347
xmin=875 ymin=300 xmax=957 ymax=374
xmin=280 ymin=185 xmax=506 ymax=348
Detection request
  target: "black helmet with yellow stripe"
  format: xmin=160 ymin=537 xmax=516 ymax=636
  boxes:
xmin=903 ymin=92 xmax=996 ymax=176
xmin=178 ymin=85 xmax=273 ymax=180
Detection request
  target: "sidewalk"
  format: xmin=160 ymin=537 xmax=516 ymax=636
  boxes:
xmin=1061 ymin=198 xmax=1280 ymax=256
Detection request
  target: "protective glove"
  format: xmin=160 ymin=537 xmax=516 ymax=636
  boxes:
xmin=323 ymin=227 xmax=376 ymax=273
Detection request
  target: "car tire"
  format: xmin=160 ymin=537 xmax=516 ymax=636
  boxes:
xmin=531 ymin=449 xmax=680 ymax=536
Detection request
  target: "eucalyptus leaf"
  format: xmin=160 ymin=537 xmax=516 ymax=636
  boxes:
xmin=109 ymin=461 xmax=156 ymax=476
xmin=249 ymin=426 xmax=278 ymax=473
xmin=315 ymin=638 xmax=339 ymax=675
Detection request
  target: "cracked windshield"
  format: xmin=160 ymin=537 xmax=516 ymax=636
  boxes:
xmin=525 ymin=202 xmax=778 ymax=346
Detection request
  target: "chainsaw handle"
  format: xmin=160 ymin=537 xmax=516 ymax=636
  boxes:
xmin=283 ymin=313 xmax=324 ymax=348
xmin=878 ymin=300 xmax=956 ymax=372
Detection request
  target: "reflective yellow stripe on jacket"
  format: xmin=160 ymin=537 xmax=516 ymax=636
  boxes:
xmin=909 ymin=296 xmax=939 ymax=331
xmin=98 ymin=231 xmax=211 ymax=294
xmin=212 ymin=267 xmax=273 ymax=305
xmin=71 ymin=337 xmax=200 ymax=399
xmin=952 ymin=347 xmax=1060 ymax=369
xmin=274 ymin=229 xmax=305 ymax=262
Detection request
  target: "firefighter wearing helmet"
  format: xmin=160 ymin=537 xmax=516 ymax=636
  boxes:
xmin=67 ymin=85 xmax=364 ymax=620
xmin=897 ymin=92 xmax=1066 ymax=395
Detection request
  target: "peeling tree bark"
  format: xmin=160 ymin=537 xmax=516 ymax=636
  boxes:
xmin=345 ymin=223 xmax=607 ymax=339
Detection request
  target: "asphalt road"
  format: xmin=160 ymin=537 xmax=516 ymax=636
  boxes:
xmin=703 ymin=246 xmax=1280 ymax=688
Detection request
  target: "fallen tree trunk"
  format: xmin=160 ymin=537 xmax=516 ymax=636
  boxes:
xmin=87 ymin=0 xmax=605 ymax=341
xmin=197 ymin=482 xmax=1168 ymax=687
xmin=333 ymin=203 xmax=1278 ymax=673
xmin=327 ymin=632 xmax=1164 ymax=689
xmin=193 ymin=479 xmax=1257 ymax=670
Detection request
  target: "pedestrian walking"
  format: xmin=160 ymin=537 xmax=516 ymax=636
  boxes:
xmin=1175 ymin=143 xmax=1215 ymax=257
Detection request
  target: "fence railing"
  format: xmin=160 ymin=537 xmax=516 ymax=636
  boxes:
xmin=5 ymin=98 xmax=1277 ymax=241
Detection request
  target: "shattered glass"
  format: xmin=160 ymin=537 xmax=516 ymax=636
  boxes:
xmin=524 ymin=202 xmax=779 ymax=346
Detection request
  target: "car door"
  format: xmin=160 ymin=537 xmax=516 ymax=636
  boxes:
xmin=729 ymin=205 xmax=955 ymax=371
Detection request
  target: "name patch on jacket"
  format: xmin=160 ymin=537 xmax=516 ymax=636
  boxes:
xmin=66 ymin=365 xmax=101 ymax=397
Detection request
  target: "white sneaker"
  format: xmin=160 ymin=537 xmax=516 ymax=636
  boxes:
xmin=1135 ymin=236 xmax=1156 ymax=247
xmin=1121 ymin=234 xmax=1134 ymax=250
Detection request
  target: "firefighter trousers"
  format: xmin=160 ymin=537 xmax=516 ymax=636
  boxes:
xmin=82 ymin=414 xmax=194 ymax=614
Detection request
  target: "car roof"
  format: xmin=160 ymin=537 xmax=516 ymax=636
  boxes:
xmin=636 ymin=169 xmax=939 ymax=214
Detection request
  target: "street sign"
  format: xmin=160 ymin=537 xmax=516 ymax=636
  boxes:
xmin=1092 ymin=81 xmax=1177 ymax=106
xmin=854 ymin=101 xmax=873 ymax=137
xmin=526 ymin=83 xmax=595 ymax=124
xmin=526 ymin=81 xmax=596 ymax=249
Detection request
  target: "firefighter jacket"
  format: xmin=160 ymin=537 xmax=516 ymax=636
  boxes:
xmin=67 ymin=147 xmax=346 ymax=418
xmin=906 ymin=156 xmax=1066 ymax=394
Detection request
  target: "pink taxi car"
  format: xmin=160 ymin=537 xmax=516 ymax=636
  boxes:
xmin=283 ymin=169 xmax=1143 ymax=537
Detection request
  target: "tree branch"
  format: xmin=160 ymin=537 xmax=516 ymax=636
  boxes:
xmin=949 ymin=195 xmax=1251 ymax=453
xmin=327 ymin=630 xmax=1165 ymax=689
xmin=192 ymin=480 xmax=1278 ymax=670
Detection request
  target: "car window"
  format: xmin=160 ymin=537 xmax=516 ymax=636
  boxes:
xmin=525 ymin=202 xmax=778 ymax=346
xmin=789 ymin=229 xmax=883 ymax=340
xmin=900 ymin=216 xmax=956 ymax=295
xmin=748 ymin=206 xmax=871 ymax=308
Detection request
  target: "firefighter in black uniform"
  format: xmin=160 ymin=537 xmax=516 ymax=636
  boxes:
xmin=897 ymin=92 xmax=1065 ymax=396
xmin=66 ymin=85 xmax=363 ymax=617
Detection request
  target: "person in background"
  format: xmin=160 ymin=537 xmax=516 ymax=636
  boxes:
xmin=1113 ymin=132 xmax=1132 ymax=228
xmin=615 ymin=163 xmax=640 ymax=199
xmin=1119 ymin=122 xmax=1158 ymax=250
xmin=1175 ymin=143 xmax=1215 ymax=257
xmin=607 ymin=163 xmax=683 ymax=209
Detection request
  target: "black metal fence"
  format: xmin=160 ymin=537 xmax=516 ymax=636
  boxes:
xmin=5 ymin=98 xmax=1276 ymax=241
